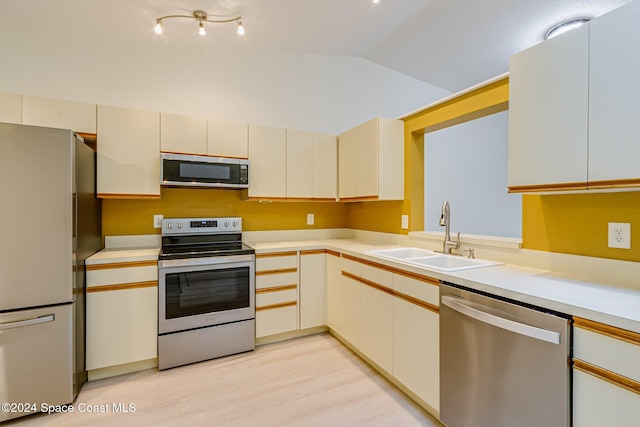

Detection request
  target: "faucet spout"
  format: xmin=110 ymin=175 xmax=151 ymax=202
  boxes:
xmin=439 ymin=201 xmax=460 ymax=255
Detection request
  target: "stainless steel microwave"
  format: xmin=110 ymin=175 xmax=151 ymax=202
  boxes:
xmin=160 ymin=153 xmax=249 ymax=189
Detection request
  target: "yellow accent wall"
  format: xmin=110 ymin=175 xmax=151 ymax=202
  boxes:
xmin=102 ymin=188 xmax=348 ymax=237
xmin=523 ymin=192 xmax=640 ymax=262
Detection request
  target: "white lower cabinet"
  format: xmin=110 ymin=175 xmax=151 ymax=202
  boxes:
xmin=86 ymin=261 xmax=158 ymax=371
xmin=327 ymin=253 xmax=440 ymax=414
xmin=299 ymin=250 xmax=327 ymax=329
xmin=255 ymin=252 xmax=298 ymax=338
xmin=392 ymin=292 xmax=439 ymax=411
xmin=573 ymin=318 xmax=640 ymax=427
xmin=359 ymin=282 xmax=393 ymax=373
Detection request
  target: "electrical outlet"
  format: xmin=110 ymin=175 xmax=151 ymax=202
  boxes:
xmin=307 ymin=213 xmax=314 ymax=226
xmin=608 ymin=222 xmax=631 ymax=249
xmin=154 ymin=214 xmax=163 ymax=229
xmin=401 ymin=215 xmax=409 ymax=229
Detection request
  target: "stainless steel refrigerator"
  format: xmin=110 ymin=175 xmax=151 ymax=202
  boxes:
xmin=0 ymin=123 xmax=101 ymax=422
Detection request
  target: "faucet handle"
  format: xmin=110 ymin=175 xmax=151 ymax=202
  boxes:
xmin=465 ymin=248 xmax=476 ymax=259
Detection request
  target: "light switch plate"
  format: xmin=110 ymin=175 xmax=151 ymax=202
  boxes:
xmin=307 ymin=213 xmax=314 ymax=226
xmin=401 ymin=215 xmax=409 ymax=230
xmin=154 ymin=214 xmax=163 ymax=229
xmin=608 ymin=222 xmax=631 ymax=249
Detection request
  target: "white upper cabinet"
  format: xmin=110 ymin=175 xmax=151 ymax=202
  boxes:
xmin=208 ymin=120 xmax=248 ymax=158
xmin=286 ymin=129 xmax=313 ymax=199
xmin=508 ymin=24 xmax=589 ymax=192
xmin=338 ymin=127 xmax=358 ymax=199
xmin=160 ymin=113 xmax=207 ymax=155
xmin=23 ymin=96 xmax=97 ymax=134
xmin=312 ymin=133 xmax=337 ymax=200
xmin=338 ymin=117 xmax=404 ymax=201
xmin=97 ymin=105 xmax=160 ymax=198
xmin=0 ymin=92 xmax=22 ymax=124
xmin=588 ymin=0 xmax=640 ymax=187
xmin=248 ymin=124 xmax=287 ymax=199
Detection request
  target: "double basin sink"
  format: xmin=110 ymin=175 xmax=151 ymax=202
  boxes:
xmin=367 ymin=247 xmax=503 ymax=272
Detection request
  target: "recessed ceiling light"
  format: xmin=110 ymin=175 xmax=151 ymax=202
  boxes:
xmin=545 ymin=18 xmax=590 ymax=40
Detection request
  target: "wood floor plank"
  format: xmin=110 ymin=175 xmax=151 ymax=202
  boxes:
xmin=7 ymin=334 xmax=441 ymax=427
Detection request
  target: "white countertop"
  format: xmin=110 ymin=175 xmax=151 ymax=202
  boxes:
xmin=85 ymin=247 xmax=160 ymax=265
xmin=251 ymin=239 xmax=640 ymax=334
xmin=87 ymin=238 xmax=640 ymax=334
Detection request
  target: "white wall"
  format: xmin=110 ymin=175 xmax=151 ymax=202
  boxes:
xmin=424 ymin=111 xmax=522 ymax=238
xmin=0 ymin=31 xmax=450 ymax=135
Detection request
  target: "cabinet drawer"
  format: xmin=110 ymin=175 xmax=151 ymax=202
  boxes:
xmin=256 ymin=272 xmax=297 ymax=290
xmin=86 ymin=263 xmax=158 ymax=287
xmin=393 ymin=274 xmax=439 ymax=307
xmin=256 ymin=305 xmax=297 ymax=338
xmin=574 ymin=318 xmax=640 ymax=383
xmin=360 ymin=263 xmax=393 ymax=289
xmin=256 ymin=253 xmax=297 ymax=271
xmin=340 ymin=257 xmax=361 ymax=276
xmin=256 ymin=287 xmax=297 ymax=307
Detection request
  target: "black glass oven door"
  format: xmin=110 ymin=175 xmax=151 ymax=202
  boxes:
xmin=165 ymin=266 xmax=250 ymax=319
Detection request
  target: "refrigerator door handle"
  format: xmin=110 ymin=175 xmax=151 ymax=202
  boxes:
xmin=0 ymin=314 xmax=55 ymax=330
xmin=441 ymin=296 xmax=561 ymax=344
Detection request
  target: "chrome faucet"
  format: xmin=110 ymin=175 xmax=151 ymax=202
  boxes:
xmin=439 ymin=201 xmax=460 ymax=255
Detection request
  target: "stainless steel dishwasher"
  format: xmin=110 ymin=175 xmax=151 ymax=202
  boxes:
xmin=440 ymin=283 xmax=571 ymax=427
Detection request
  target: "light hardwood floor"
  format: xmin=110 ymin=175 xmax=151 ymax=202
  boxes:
xmin=8 ymin=333 xmax=441 ymax=426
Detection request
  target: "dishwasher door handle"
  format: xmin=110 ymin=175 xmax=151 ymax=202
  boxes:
xmin=441 ymin=296 xmax=561 ymax=344
xmin=0 ymin=314 xmax=55 ymax=331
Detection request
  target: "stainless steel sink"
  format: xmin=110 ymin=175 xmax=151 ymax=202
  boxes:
xmin=367 ymin=247 xmax=502 ymax=272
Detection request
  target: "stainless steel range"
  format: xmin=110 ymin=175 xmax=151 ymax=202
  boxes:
xmin=157 ymin=217 xmax=255 ymax=370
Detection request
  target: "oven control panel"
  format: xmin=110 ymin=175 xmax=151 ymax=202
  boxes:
xmin=161 ymin=217 xmax=242 ymax=235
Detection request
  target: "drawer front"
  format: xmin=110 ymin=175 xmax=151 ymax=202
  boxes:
xmin=256 ymin=288 xmax=297 ymax=307
xmin=340 ymin=257 xmax=361 ymax=276
xmin=393 ymin=274 xmax=439 ymax=307
xmin=360 ymin=263 xmax=393 ymax=289
xmin=256 ymin=305 xmax=298 ymax=338
xmin=256 ymin=253 xmax=297 ymax=271
xmin=87 ymin=265 xmax=158 ymax=287
xmin=256 ymin=272 xmax=298 ymax=290
xmin=574 ymin=320 xmax=640 ymax=383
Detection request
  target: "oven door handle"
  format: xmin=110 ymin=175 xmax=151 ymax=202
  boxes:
xmin=441 ymin=296 xmax=561 ymax=344
xmin=159 ymin=254 xmax=255 ymax=269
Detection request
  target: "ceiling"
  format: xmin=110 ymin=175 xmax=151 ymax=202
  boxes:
xmin=0 ymin=0 xmax=632 ymax=92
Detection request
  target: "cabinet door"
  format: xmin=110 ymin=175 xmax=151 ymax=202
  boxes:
xmin=326 ymin=251 xmax=342 ymax=330
xmin=0 ymin=92 xmax=22 ymax=124
xmin=393 ymin=298 xmax=439 ymax=411
xmin=299 ymin=251 xmax=326 ymax=329
xmin=23 ymin=96 xmax=96 ymax=133
xmin=160 ymin=113 xmax=206 ymax=155
xmin=588 ymin=0 xmax=640 ymax=185
xmin=508 ymin=24 xmax=589 ymax=191
xmin=377 ymin=117 xmax=404 ymax=200
xmin=248 ymin=124 xmax=287 ymax=198
xmin=286 ymin=129 xmax=313 ymax=199
xmin=356 ymin=118 xmax=379 ymax=198
xmin=312 ymin=133 xmax=337 ymax=200
xmin=573 ymin=368 xmax=640 ymax=427
xmin=86 ymin=287 xmax=158 ymax=370
xmin=97 ymin=105 xmax=160 ymax=198
xmin=208 ymin=120 xmax=248 ymax=158
xmin=338 ymin=127 xmax=357 ymax=199
xmin=359 ymin=282 xmax=393 ymax=373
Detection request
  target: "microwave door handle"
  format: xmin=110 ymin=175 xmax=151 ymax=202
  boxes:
xmin=0 ymin=314 xmax=55 ymax=330
xmin=441 ymin=296 xmax=561 ymax=344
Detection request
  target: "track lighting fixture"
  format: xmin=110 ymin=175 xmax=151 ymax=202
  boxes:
xmin=154 ymin=10 xmax=245 ymax=36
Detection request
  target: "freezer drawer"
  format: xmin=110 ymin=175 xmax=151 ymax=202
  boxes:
xmin=440 ymin=283 xmax=571 ymax=427
xmin=0 ymin=304 xmax=74 ymax=422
